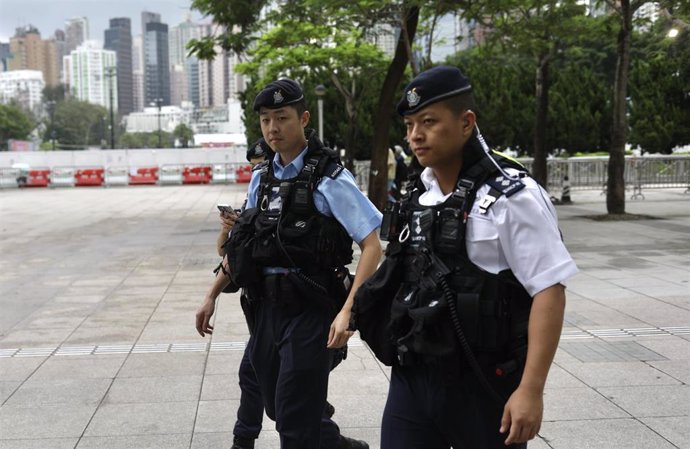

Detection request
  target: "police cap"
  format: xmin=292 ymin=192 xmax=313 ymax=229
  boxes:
xmin=253 ymin=78 xmax=305 ymax=111
xmin=397 ymin=65 xmax=472 ymax=116
xmin=246 ymin=138 xmax=273 ymax=162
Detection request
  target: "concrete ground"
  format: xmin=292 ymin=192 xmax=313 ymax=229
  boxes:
xmin=0 ymin=184 xmax=688 ymax=449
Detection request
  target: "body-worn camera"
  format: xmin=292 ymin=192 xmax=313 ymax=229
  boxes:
xmin=380 ymin=202 xmax=401 ymax=242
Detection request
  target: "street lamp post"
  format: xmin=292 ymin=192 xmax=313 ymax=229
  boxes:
xmin=314 ymin=84 xmax=326 ymax=142
xmin=104 ymin=66 xmax=117 ymax=149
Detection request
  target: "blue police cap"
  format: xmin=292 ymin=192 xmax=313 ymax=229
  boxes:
xmin=253 ymin=78 xmax=305 ymax=111
xmin=397 ymin=66 xmax=472 ymax=116
xmin=246 ymin=137 xmax=274 ymax=162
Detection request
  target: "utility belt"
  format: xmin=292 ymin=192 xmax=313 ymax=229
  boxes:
xmin=254 ymin=267 xmax=352 ymax=318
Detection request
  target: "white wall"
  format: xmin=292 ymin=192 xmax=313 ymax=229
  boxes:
xmin=0 ymin=147 xmax=248 ymax=169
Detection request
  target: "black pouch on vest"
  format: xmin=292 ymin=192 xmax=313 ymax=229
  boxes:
xmin=225 ymin=208 xmax=262 ymax=288
xmin=351 ymin=244 xmax=404 ymax=366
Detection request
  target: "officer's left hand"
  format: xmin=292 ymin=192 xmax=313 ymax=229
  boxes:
xmin=500 ymin=385 xmax=543 ymax=445
xmin=327 ymin=308 xmax=354 ymax=349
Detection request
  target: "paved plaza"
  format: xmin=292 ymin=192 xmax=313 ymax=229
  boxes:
xmin=0 ymin=184 xmax=689 ymax=449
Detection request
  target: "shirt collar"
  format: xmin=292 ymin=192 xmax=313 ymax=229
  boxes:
xmin=272 ymin=144 xmax=309 ymax=179
xmin=418 ymin=167 xmax=452 ymax=206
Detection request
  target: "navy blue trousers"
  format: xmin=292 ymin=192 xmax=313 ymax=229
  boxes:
xmin=233 ymin=339 xmax=264 ymax=440
xmin=381 ymin=362 xmax=528 ymax=449
xmin=250 ymin=295 xmax=340 ymax=449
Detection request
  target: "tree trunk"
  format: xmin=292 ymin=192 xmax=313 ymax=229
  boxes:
xmin=533 ymin=53 xmax=550 ymax=187
xmin=607 ymin=0 xmax=632 ymax=214
xmin=368 ymin=5 xmax=420 ymax=210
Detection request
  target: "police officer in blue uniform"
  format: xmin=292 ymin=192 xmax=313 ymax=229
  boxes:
xmin=197 ymin=78 xmax=382 ymax=449
xmin=353 ymin=66 xmax=578 ymax=449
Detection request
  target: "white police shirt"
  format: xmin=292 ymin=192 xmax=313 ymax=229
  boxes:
xmin=418 ymin=167 xmax=578 ymax=297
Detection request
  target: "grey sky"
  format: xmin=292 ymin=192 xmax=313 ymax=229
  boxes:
xmin=0 ymin=0 xmax=206 ymax=42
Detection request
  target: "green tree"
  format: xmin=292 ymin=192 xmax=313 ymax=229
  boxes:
xmin=458 ymin=0 xmax=586 ymax=186
xmin=45 ymin=98 xmax=108 ymax=149
xmin=173 ymin=124 xmax=194 ymax=148
xmin=629 ymin=23 xmax=690 ymax=153
xmin=0 ymin=102 xmax=35 ymax=150
xmin=189 ymin=0 xmax=430 ymax=209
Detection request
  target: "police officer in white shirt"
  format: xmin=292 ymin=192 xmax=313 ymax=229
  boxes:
xmin=353 ymin=65 xmax=578 ymax=449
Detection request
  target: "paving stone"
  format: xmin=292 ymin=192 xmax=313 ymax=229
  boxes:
xmin=75 ymin=434 xmax=191 ymax=449
xmin=194 ymin=399 xmax=240 ymax=433
xmin=5 ymin=377 xmax=111 ymax=406
xmin=598 ymin=385 xmax=690 ymax=417
xmin=543 ymin=387 xmax=629 ymax=421
xmin=84 ymin=401 xmax=197 ymax=436
xmin=0 ymin=403 xmax=97 ymax=438
xmin=556 ymin=360 xmax=680 ymax=387
xmin=105 ymin=375 xmax=203 ymax=403
xmin=0 ymin=357 xmax=46 ymax=381
xmin=0 ymin=381 xmax=21 ymax=404
xmin=558 ymin=341 xmax=667 ymax=363
xmin=30 ymin=355 xmax=126 ymax=379
xmin=200 ymin=374 xmax=240 ymax=401
xmin=118 ymin=352 xmax=206 ymax=378
xmin=539 ymin=418 xmax=678 ymax=449
xmin=641 ymin=416 xmax=690 ymax=449
xmin=0 ymin=438 xmax=79 ymax=449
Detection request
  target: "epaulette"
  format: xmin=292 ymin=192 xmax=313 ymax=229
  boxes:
xmin=321 ymin=158 xmax=344 ymax=180
xmin=485 ymin=173 xmax=525 ymax=198
xmin=252 ymin=160 xmax=269 ymax=172
xmin=477 ymin=173 xmax=525 ymax=214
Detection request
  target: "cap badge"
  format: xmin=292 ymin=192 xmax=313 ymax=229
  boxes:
xmin=254 ymin=144 xmax=264 ymax=156
xmin=273 ymin=90 xmax=284 ymax=104
xmin=407 ymin=88 xmax=420 ymax=107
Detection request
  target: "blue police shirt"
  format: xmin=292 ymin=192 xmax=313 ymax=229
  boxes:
xmin=245 ymin=146 xmax=382 ymax=245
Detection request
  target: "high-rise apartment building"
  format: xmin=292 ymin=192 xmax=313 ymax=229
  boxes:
xmin=132 ymin=35 xmax=144 ymax=112
xmin=169 ymin=18 xmax=209 ymax=106
xmin=105 ymin=18 xmax=134 ymax=114
xmin=8 ymin=26 xmax=60 ymax=86
xmin=65 ymin=17 xmax=89 ymax=53
xmin=63 ymin=41 xmax=118 ymax=111
xmin=0 ymin=70 xmax=45 ymax=112
xmin=144 ymin=20 xmax=170 ymax=106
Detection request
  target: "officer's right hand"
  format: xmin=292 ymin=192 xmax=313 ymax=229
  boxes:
xmin=195 ymin=297 xmax=216 ymax=337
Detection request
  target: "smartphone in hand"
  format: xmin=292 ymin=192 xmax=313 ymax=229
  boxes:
xmin=217 ymin=204 xmax=235 ymax=215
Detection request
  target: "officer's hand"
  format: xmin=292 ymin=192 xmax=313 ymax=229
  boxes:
xmin=327 ymin=308 xmax=354 ymax=349
xmin=500 ymin=385 xmax=543 ymax=445
xmin=195 ymin=297 xmax=217 ymax=337
xmin=219 ymin=211 xmax=237 ymax=231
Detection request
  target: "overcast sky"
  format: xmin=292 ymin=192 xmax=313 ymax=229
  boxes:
xmin=0 ymin=0 xmax=206 ymax=42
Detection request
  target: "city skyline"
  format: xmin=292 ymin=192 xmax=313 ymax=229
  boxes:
xmin=0 ymin=0 xmax=204 ymax=42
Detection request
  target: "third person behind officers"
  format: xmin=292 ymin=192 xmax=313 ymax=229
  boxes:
xmin=198 ymin=78 xmax=383 ymax=449
xmin=354 ymin=65 xmax=578 ymax=448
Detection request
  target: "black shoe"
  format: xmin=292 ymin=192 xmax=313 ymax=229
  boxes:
xmin=231 ymin=435 xmax=255 ymax=449
xmin=337 ymin=435 xmax=369 ymax=449
xmin=325 ymin=400 xmax=335 ymax=418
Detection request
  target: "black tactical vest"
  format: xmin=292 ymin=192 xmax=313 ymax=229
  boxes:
xmin=225 ymin=133 xmax=353 ymax=288
xmin=354 ymin=139 xmax=533 ymax=369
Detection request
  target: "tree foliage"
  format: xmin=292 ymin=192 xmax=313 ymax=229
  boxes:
xmin=0 ymin=102 xmax=35 ymax=150
xmin=173 ymin=124 xmax=194 ymax=148
xmin=119 ymin=131 xmax=173 ymax=149
xmin=42 ymin=98 xmax=108 ymax=149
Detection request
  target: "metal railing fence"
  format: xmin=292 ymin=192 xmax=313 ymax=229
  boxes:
xmin=353 ymin=155 xmax=690 ymax=197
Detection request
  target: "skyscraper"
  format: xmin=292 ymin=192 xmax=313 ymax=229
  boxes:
xmin=132 ymin=35 xmax=144 ymax=112
xmin=65 ymin=17 xmax=89 ymax=53
xmin=105 ymin=18 xmax=134 ymax=115
xmin=169 ymin=17 xmax=209 ymax=106
xmin=143 ymin=17 xmax=170 ymax=106
xmin=64 ymin=41 xmax=118 ymax=110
